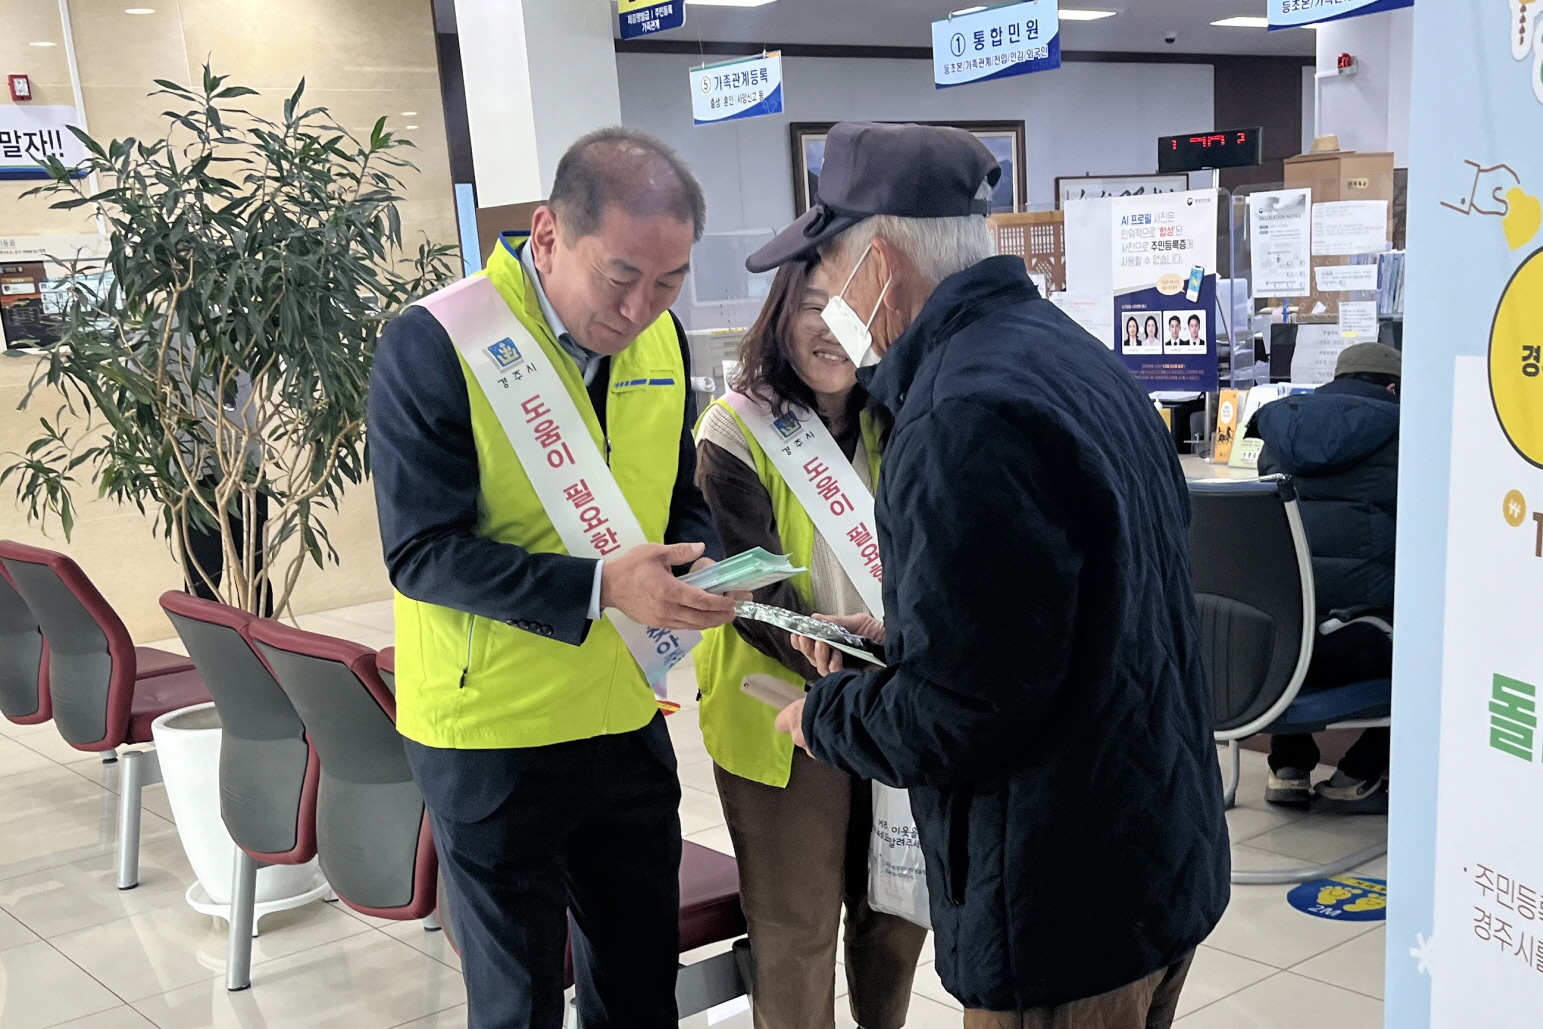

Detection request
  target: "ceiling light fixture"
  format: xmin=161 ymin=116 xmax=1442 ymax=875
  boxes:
xmin=1211 ymin=16 xmax=1271 ymax=28
xmin=1059 ymin=9 xmax=1119 ymax=20
xmin=685 ymin=0 xmax=780 ymax=7
xmin=29 ymin=40 xmax=59 ymax=47
xmin=405 ymin=125 xmax=419 ymax=130
xmin=401 ymin=111 xmax=418 ymax=117
xmin=124 ymin=7 xmax=155 ymax=13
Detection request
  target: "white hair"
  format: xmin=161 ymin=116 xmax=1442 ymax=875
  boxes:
xmin=819 ymin=179 xmax=997 ymax=283
xmin=822 ymin=214 xmax=995 ymax=285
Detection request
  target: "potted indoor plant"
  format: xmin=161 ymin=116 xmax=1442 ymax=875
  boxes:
xmin=3 ymin=66 xmax=454 ymax=925
xmin=4 ymin=65 xmax=454 ymax=614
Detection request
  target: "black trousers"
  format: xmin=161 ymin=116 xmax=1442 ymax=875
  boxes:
xmin=182 ymin=480 xmax=272 ymax=615
xmin=405 ymin=714 xmax=682 ymax=1029
xmin=1269 ymin=624 xmax=1392 ymax=780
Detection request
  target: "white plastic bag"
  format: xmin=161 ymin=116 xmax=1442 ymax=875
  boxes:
xmin=868 ymin=783 xmax=931 ymax=929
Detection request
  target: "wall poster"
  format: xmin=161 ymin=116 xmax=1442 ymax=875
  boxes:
xmin=1109 ymin=189 xmax=1219 ymax=392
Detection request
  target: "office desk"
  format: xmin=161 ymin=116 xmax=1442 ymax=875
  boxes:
xmin=1180 ymin=454 xmax=1260 ymax=482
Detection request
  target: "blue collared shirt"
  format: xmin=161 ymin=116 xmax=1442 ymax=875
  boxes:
xmin=518 ymin=241 xmax=606 ymax=387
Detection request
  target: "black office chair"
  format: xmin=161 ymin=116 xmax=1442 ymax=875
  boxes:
xmin=1190 ymin=477 xmax=1392 ymax=886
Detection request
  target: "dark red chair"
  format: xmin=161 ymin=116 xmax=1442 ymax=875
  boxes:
xmin=374 ymin=644 xmax=749 ymax=1018
xmin=245 ymin=620 xmax=438 ymax=929
xmin=562 ymin=842 xmax=751 ymax=1021
xmin=0 ymin=559 xmax=49 ymax=726
xmin=158 ymin=592 xmax=322 ymax=990
xmin=0 ymin=542 xmax=207 ymax=889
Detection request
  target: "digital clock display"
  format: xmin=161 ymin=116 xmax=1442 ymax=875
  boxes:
xmin=1157 ymin=127 xmax=1264 ymax=173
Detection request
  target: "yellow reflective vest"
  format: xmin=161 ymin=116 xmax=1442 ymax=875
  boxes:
xmin=393 ymin=242 xmax=687 ymax=750
xmin=693 ymin=400 xmax=884 ymax=786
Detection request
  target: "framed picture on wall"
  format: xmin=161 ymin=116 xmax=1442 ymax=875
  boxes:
xmin=789 ymin=120 xmax=1026 ymax=217
xmin=1054 ymin=173 xmax=1191 ymax=208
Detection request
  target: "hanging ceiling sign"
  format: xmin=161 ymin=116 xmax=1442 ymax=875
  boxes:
xmin=691 ymin=52 xmax=784 ymax=127
xmin=1268 ymin=0 xmax=1414 ymax=31
xmin=931 ymin=1 xmax=1061 ymax=89
xmin=0 ymin=105 xmax=87 ymax=181
xmin=618 ymin=0 xmax=684 ymax=40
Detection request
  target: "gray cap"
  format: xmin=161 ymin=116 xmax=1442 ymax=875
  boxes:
xmin=1335 ymin=342 xmax=1402 ymax=378
xmin=746 ymin=121 xmax=1001 ymax=273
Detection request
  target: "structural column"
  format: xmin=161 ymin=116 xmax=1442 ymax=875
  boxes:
xmin=453 ymin=0 xmax=624 ymax=209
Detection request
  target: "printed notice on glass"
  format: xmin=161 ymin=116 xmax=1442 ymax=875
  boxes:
xmin=1049 ymin=291 xmax=1115 ymax=349
xmin=1316 ymin=263 xmax=1381 ymax=292
xmin=1338 ymin=300 xmax=1380 ymax=339
xmin=1248 ymin=189 xmax=1312 ymax=297
xmin=1312 ymin=200 xmax=1389 ymax=256
xmin=1289 ymin=324 xmax=1352 ymax=384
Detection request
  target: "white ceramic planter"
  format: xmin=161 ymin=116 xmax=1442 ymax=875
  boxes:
xmin=151 ymin=703 xmax=328 ymax=931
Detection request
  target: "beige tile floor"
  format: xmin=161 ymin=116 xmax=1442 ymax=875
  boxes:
xmin=0 ymin=599 xmax=1389 ymax=1029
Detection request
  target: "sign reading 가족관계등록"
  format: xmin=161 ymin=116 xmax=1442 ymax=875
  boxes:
xmin=617 ymin=0 xmax=683 ymax=40
xmin=931 ymin=1 xmax=1060 ymax=89
xmin=1268 ymin=0 xmax=1414 ymax=31
xmin=690 ymin=52 xmax=783 ymax=126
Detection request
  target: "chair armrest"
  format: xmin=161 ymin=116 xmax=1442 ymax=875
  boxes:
xmin=1320 ymin=606 xmax=1393 ymax=640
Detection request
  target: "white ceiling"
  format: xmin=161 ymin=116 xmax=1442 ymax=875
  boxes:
xmin=435 ymin=1 xmax=1317 ymax=58
xmin=641 ymin=0 xmax=1315 ymax=56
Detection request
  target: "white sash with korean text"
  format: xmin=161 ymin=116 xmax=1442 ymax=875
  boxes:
xmin=415 ymin=275 xmax=697 ymax=695
xmin=723 ymin=391 xmax=885 ymax=617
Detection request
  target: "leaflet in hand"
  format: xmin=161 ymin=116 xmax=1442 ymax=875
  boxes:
xmin=678 ymin=548 xmax=805 ymax=595
xmin=733 ymin=601 xmax=886 ymax=667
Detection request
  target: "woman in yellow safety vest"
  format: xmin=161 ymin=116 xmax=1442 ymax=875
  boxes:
xmin=694 ymin=260 xmax=927 ymax=1029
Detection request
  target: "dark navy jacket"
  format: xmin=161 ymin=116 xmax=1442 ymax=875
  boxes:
xmin=1255 ymin=376 xmax=1399 ymax=615
xmin=802 ymin=257 xmax=1229 ymax=1010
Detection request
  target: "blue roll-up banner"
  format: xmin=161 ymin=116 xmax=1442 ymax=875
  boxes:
xmin=618 ymin=0 xmax=684 ymax=40
xmin=1389 ymin=2 xmax=1543 ymax=1026
xmin=691 ymin=52 xmax=784 ymax=127
xmin=1268 ymin=0 xmax=1414 ymax=31
xmin=931 ymin=1 xmax=1061 ymax=89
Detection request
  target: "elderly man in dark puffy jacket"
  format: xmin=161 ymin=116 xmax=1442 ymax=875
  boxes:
xmin=1254 ymin=342 xmax=1400 ymax=813
xmin=754 ymin=121 xmax=1229 ymax=1028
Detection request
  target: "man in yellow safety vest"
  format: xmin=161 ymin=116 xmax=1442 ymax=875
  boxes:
xmin=368 ymin=127 xmax=737 ymax=1029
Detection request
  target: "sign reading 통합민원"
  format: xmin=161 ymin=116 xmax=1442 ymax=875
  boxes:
xmin=617 ymin=0 xmax=683 ymax=40
xmin=0 ymin=105 xmax=86 ymax=180
xmin=1390 ymin=2 xmax=1543 ymax=1026
xmin=1268 ymin=0 xmax=1414 ymax=30
xmin=690 ymin=52 xmax=783 ymax=127
xmin=931 ymin=1 xmax=1060 ymax=89
xmin=1108 ymin=188 xmax=1220 ymax=392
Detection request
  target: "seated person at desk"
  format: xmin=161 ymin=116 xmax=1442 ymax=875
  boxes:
xmin=1252 ymin=342 xmax=1400 ymax=813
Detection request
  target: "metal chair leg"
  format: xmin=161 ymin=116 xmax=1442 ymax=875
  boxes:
xmin=115 ymin=749 xmax=163 ymax=891
xmin=101 ymin=748 xmax=118 ymax=765
xmin=116 ymin=751 xmax=145 ymax=890
xmin=227 ymin=849 xmax=259 ymax=991
xmin=1222 ymin=739 xmax=1241 ymax=811
xmin=422 ymin=909 xmax=441 ymax=932
xmin=1231 ymin=841 xmax=1389 ymax=886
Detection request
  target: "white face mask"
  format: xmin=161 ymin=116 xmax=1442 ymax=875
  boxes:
xmin=820 ymin=244 xmax=892 ymax=368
